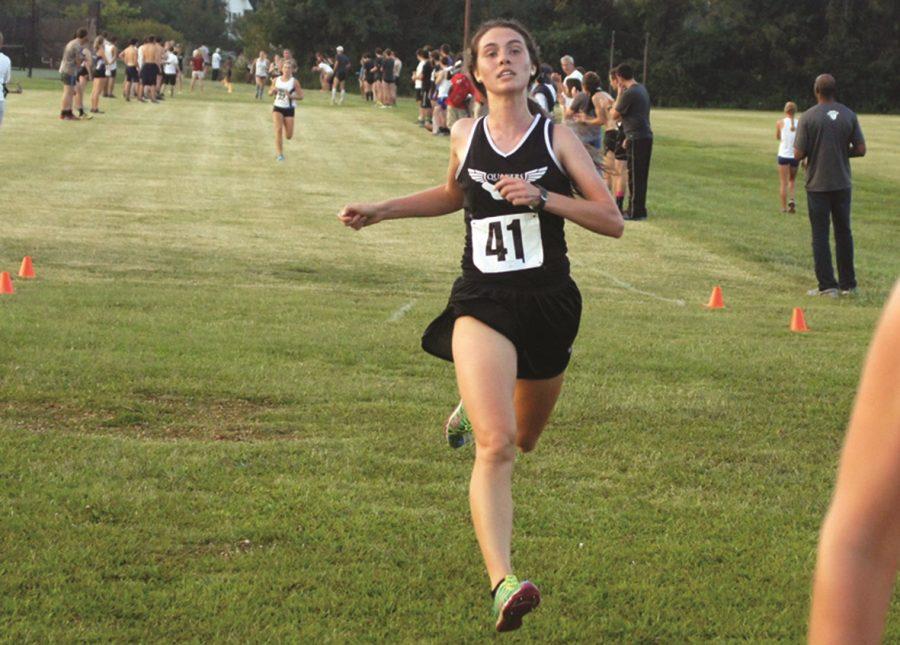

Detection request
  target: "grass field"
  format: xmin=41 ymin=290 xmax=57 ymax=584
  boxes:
xmin=1 ymin=74 xmax=898 ymax=641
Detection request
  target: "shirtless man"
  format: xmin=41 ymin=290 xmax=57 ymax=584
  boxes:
xmin=154 ymin=38 xmax=166 ymax=100
xmin=138 ymin=37 xmax=159 ymax=102
xmin=119 ymin=39 xmax=139 ymax=101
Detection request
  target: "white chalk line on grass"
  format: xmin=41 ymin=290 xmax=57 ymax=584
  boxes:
xmin=598 ymin=271 xmax=686 ymax=306
xmin=387 ymin=301 xmax=416 ymax=322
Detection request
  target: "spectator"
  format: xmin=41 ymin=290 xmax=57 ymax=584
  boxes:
xmin=447 ymin=61 xmax=474 ymax=128
xmin=794 ymin=74 xmax=866 ymax=297
xmin=610 ymin=62 xmax=653 ymax=220
xmin=58 ymin=29 xmax=89 ymax=120
xmin=0 ymin=31 xmax=11 ymax=127
xmin=211 ymin=48 xmax=222 ymax=83
xmin=558 ymin=55 xmax=582 ymax=111
xmin=529 ymin=64 xmax=556 ymax=115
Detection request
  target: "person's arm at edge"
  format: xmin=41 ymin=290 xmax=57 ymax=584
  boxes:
xmin=609 ymin=87 xmax=626 ymax=122
xmin=338 ymin=118 xmax=469 ymax=229
xmin=848 ymin=115 xmax=866 ymax=158
xmin=794 ymin=116 xmax=807 ymax=161
xmin=494 ymin=123 xmax=623 ymax=238
xmin=808 ymin=282 xmax=900 ymax=645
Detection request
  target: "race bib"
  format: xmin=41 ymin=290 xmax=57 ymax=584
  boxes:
xmin=471 ymin=212 xmax=544 ymax=273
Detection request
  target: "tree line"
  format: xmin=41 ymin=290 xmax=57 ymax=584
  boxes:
xmin=4 ymin=0 xmax=897 ymax=111
xmin=236 ymin=0 xmax=897 ymax=112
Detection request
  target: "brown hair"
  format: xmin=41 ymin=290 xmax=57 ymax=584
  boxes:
xmin=466 ymin=19 xmax=543 ymax=115
xmin=784 ymin=101 xmax=797 ymax=131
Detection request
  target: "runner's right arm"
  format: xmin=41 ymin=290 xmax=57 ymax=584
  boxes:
xmin=338 ymin=119 xmax=470 ymax=229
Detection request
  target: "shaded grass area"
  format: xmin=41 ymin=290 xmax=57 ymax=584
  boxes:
xmin=1 ymin=82 xmax=897 ymax=640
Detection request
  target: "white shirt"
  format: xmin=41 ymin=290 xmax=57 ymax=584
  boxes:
xmin=564 ymin=69 xmax=583 ymax=84
xmin=778 ymin=116 xmax=798 ymax=158
xmin=212 ymin=52 xmax=221 ymax=69
xmin=164 ymin=52 xmax=179 ymax=75
xmin=105 ymin=41 xmax=117 ymax=70
xmin=0 ymin=53 xmax=11 ymax=102
xmin=318 ymin=62 xmax=333 ymax=75
xmin=414 ymin=60 xmax=424 ymax=89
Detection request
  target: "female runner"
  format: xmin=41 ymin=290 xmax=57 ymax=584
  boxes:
xmin=339 ymin=19 xmax=623 ymax=631
xmin=269 ymin=59 xmax=303 ymax=161
xmin=776 ymin=101 xmax=799 ymax=213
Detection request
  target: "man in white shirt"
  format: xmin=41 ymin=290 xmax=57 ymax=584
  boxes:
xmin=558 ymin=55 xmax=583 ymax=110
xmin=162 ymin=46 xmax=179 ymax=97
xmin=0 ymin=32 xmax=11 ymax=127
xmin=211 ymin=48 xmax=222 ymax=83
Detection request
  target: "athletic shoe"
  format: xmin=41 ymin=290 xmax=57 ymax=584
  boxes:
xmin=78 ymin=113 xmax=93 ymax=120
xmin=444 ymin=401 xmax=473 ymax=449
xmin=840 ymin=288 xmax=858 ymax=296
xmin=807 ymin=288 xmax=839 ymax=297
xmin=492 ymin=575 xmax=541 ymax=632
xmin=788 ymin=199 xmax=796 ymax=214
xmin=623 ymin=214 xmax=647 ymax=221
xmin=276 ymin=155 xmax=285 ymax=162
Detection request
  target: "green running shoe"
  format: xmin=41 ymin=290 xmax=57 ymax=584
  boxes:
xmin=492 ymin=575 xmax=541 ymax=632
xmin=444 ymin=400 xmax=473 ymax=449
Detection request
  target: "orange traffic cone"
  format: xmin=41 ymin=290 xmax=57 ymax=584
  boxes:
xmin=705 ymin=286 xmax=724 ymax=309
xmin=790 ymin=307 xmax=809 ymax=332
xmin=0 ymin=272 xmax=14 ymax=295
xmin=18 ymin=256 xmax=35 ymax=279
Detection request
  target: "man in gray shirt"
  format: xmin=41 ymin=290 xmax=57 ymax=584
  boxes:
xmin=610 ymin=62 xmax=653 ymax=220
xmin=794 ymin=74 xmax=866 ymax=296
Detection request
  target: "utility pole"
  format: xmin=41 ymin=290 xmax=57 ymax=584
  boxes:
xmin=608 ymin=30 xmax=615 ymax=72
xmin=463 ymin=0 xmax=471 ymax=66
xmin=643 ymin=31 xmax=649 ymax=85
xmin=29 ymin=0 xmax=37 ymax=78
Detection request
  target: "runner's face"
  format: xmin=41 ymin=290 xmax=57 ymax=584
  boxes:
xmin=475 ymin=27 xmax=534 ymax=96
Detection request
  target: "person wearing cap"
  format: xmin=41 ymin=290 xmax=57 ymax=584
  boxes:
xmin=332 ymin=45 xmax=351 ymax=105
xmin=794 ymin=74 xmax=866 ymax=297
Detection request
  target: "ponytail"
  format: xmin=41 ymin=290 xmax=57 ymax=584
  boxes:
xmin=785 ymin=101 xmax=797 ymax=131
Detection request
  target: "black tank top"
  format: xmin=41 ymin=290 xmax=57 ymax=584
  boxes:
xmin=456 ymin=114 xmax=573 ymax=287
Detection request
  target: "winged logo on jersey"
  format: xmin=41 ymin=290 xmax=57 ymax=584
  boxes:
xmin=468 ymin=167 xmax=548 ymax=201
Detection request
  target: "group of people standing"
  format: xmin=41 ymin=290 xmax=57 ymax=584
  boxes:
xmin=544 ymin=56 xmax=653 ymax=220
xmin=56 ymin=29 xmax=227 ymax=120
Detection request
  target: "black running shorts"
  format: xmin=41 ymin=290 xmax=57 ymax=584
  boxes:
xmin=140 ymin=64 xmax=158 ymax=86
xmin=421 ymin=276 xmax=582 ymax=380
xmin=614 ymin=130 xmax=627 ymax=161
xmin=126 ymin=66 xmax=139 ymax=82
xmin=603 ymin=130 xmax=617 ymax=154
xmin=273 ymin=106 xmax=295 ymax=118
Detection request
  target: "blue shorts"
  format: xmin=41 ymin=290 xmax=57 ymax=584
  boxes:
xmin=60 ymin=73 xmax=78 ymax=87
xmin=777 ymin=156 xmax=799 ymax=167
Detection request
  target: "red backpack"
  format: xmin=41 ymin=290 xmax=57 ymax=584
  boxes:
xmin=448 ymin=72 xmax=474 ymax=109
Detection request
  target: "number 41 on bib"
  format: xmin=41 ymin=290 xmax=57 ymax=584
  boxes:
xmin=472 ymin=212 xmax=544 ymax=273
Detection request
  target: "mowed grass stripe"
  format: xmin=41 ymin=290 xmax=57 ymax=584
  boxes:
xmin=1 ymin=82 xmax=897 ymax=640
